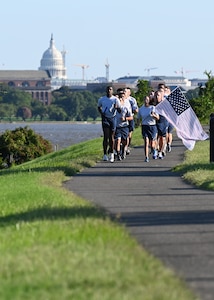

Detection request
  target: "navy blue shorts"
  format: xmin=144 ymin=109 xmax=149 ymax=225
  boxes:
xmin=128 ymin=119 xmax=135 ymax=132
xmin=157 ymin=116 xmax=168 ymax=137
xmin=142 ymin=125 xmax=157 ymax=140
xmin=167 ymin=122 xmax=174 ymax=133
xmin=157 ymin=123 xmax=168 ymax=137
xmin=102 ymin=116 xmax=116 ymax=132
xmin=115 ymin=126 xmax=129 ymax=140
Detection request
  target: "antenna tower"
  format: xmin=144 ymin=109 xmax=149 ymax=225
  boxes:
xmin=105 ymin=59 xmax=110 ymax=82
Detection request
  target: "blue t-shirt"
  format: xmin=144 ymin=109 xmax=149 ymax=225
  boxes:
xmin=98 ymin=96 xmax=121 ymax=118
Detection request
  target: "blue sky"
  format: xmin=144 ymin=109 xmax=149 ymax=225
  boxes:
xmin=1 ymin=0 xmax=213 ymax=81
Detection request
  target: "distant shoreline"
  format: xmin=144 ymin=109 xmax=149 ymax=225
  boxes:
xmin=0 ymin=120 xmax=101 ymax=125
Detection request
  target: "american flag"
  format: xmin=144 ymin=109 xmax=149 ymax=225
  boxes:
xmin=155 ymin=87 xmax=209 ymax=150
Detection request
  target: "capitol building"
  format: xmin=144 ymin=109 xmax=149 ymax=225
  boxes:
xmin=38 ymin=35 xmax=205 ymax=92
xmin=39 ymin=34 xmax=67 ymax=80
xmin=39 ymin=34 xmax=96 ymax=90
xmin=0 ymin=34 xmax=206 ymax=103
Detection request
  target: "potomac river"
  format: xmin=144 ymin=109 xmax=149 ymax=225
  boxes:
xmin=0 ymin=122 xmax=103 ymax=150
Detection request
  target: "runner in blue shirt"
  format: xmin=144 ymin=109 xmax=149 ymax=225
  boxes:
xmin=98 ymin=86 xmax=121 ymax=162
xmin=115 ymin=89 xmax=133 ymax=161
xmin=137 ymin=95 xmax=159 ymax=162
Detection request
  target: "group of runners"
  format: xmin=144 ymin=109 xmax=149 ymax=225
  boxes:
xmin=97 ymin=83 xmax=173 ymax=163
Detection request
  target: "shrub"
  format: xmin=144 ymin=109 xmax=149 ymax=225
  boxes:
xmin=0 ymin=126 xmax=53 ymax=168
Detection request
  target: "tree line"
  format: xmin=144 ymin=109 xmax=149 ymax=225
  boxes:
xmin=0 ymin=84 xmax=102 ymax=122
xmin=1 ymin=73 xmax=214 ymax=123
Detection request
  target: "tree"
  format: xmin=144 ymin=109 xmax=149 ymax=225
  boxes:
xmin=47 ymin=105 xmax=67 ymax=121
xmin=0 ymin=103 xmax=16 ymax=121
xmin=189 ymin=71 xmax=214 ymax=122
xmin=0 ymin=83 xmax=10 ymax=101
xmin=2 ymin=88 xmax=34 ymax=121
xmin=0 ymin=126 xmax=53 ymax=168
xmin=3 ymin=89 xmax=32 ymax=107
xmin=81 ymin=91 xmax=99 ymax=120
xmin=82 ymin=106 xmax=99 ymax=120
xmin=134 ymin=80 xmax=152 ymax=107
xmin=31 ymin=100 xmax=48 ymax=121
xmin=185 ymin=87 xmax=200 ymax=101
xmin=16 ymin=106 xmax=32 ymax=121
xmin=53 ymin=91 xmax=83 ymax=120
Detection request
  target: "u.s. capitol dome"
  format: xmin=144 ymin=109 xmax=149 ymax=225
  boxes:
xmin=39 ymin=34 xmax=66 ymax=79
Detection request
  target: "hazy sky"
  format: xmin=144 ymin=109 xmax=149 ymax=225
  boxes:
xmin=1 ymin=0 xmax=213 ymax=81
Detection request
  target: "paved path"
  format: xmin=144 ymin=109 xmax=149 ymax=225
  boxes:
xmin=64 ymin=135 xmax=214 ymax=300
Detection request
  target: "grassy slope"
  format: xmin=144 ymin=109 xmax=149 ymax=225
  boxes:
xmin=0 ymin=128 xmax=200 ymax=300
xmin=173 ymin=139 xmax=214 ymax=190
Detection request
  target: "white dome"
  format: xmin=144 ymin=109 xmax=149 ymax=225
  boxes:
xmin=39 ymin=34 xmax=66 ymax=79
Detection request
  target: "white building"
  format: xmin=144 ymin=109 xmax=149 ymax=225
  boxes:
xmin=38 ymin=36 xmax=206 ymax=92
xmin=39 ymin=34 xmax=66 ymax=79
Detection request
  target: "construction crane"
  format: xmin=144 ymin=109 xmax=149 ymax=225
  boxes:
xmin=72 ymin=64 xmax=89 ymax=80
xmin=174 ymin=67 xmax=199 ymax=77
xmin=144 ymin=67 xmax=158 ymax=76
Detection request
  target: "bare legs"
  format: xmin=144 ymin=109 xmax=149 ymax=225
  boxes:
xmin=103 ymin=127 xmax=115 ymax=155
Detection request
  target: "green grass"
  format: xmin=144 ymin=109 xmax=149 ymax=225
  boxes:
xmin=0 ymin=128 xmax=199 ymax=300
xmin=173 ymin=139 xmax=214 ymax=190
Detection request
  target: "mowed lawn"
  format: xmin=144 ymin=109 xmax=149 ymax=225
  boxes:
xmin=0 ymin=127 xmax=206 ymax=300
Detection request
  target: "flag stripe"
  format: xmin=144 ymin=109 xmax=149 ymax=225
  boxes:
xmin=155 ymin=87 xmax=209 ymax=150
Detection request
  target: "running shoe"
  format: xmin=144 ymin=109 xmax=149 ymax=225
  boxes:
xmin=152 ymin=149 xmax=158 ymax=159
xmin=117 ymin=154 xmax=122 ymax=161
xmin=109 ymin=153 xmax=114 ymax=163
xmin=122 ymin=152 xmax=126 ymax=160
xmin=103 ymin=154 xmax=109 ymax=161
xmin=144 ymin=157 xmax=149 ymax=162
xmin=158 ymin=152 xmax=163 ymax=159
xmin=167 ymin=143 xmax=172 ymax=152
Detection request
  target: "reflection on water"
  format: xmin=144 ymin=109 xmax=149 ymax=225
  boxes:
xmin=0 ymin=122 xmax=102 ymax=150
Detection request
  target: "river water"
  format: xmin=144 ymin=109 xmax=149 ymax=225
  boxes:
xmin=0 ymin=122 xmax=103 ymax=150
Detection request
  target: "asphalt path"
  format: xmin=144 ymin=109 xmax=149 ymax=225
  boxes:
xmin=63 ymin=135 xmax=214 ymax=300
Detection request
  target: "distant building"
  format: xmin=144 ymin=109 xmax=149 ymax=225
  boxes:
xmin=39 ymin=34 xmax=66 ymax=80
xmin=86 ymin=75 xmax=196 ymax=93
xmin=189 ymin=78 xmax=207 ymax=88
xmin=38 ymin=36 xmax=205 ymax=92
xmin=143 ymin=75 xmax=191 ymax=90
xmin=0 ymin=35 xmax=207 ymax=98
xmin=94 ymin=77 xmax=108 ymax=83
xmin=112 ymin=75 xmax=193 ymax=91
xmin=114 ymin=75 xmax=147 ymax=91
xmin=0 ymin=70 xmax=52 ymax=104
xmin=115 ymin=75 xmax=149 ymax=84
